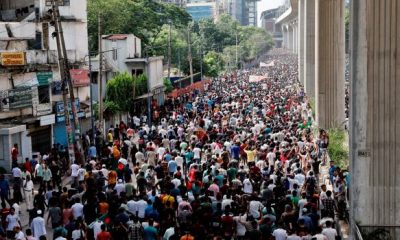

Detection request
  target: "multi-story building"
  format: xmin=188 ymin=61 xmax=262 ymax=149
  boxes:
xmin=186 ymin=0 xmax=218 ymax=21
xmin=90 ymin=34 xmax=165 ymax=128
xmin=222 ymin=0 xmax=260 ymax=26
xmin=0 ymin=0 xmax=90 ymax=170
xmin=260 ymin=8 xmax=282 ymax=47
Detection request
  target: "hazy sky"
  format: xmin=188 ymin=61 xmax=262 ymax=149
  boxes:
xmin=257 ymin=0 xmax=284 ymax=26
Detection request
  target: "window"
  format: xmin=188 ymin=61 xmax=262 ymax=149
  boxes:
xmin=45 ymin=0 xmax=70 ymax=6
xmin=113 ymin=49 xmax=118 ymax=60
xmin=136 ymin=69 xmax=144 ymax=76
xmin=38 ymin=86 xmax=50 ymax=104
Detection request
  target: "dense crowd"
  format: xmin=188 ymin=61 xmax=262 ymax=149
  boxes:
xmin=4 ymin=49 xmax=349 ymax=240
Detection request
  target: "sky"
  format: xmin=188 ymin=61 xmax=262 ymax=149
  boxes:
xmin=257 ymin=0 xmax=284 ymax=27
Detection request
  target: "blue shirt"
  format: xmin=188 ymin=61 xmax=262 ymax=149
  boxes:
xmin=168 ymin=160 xmax=178 ymax=173
xmin=88 ymin=146 xmax=97 ymax=158
xmin=231 ymin=145 xmax=240 ymax=159
xmin=0 ymin=180 xmax=9 ymax=196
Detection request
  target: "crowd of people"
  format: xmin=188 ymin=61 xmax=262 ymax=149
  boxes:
xmin=4 ymin=49 xmax=349 ymax=240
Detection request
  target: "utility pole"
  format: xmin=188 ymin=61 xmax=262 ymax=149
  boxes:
xmin=51 ymin=0 xmax=75 ymax=163
xmin=97 ymin=13 xmax=104 ymax=137
xmin=187 ymin=24 xmax=194 ymax=85
xmin=167 ymin=22 xmax=172 ymax=80
xmin=54 ymin=1 xmax=83 ymax=163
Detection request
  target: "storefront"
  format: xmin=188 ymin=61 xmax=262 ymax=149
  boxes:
xmin=0 ymin=124 xmax=30 ymax=171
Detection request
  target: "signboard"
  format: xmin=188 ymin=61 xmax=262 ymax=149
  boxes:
xmin=8 ymin=87 xmax=32 ymax=109
xmin=1 ymin=52 xmax=25 ymax=66
xmin=70 ymin=69 xmax=90 ymax=87
xmin=55 ymin=99 xmax=80 ymax=116
xmin=55 ymin=111 xmax=85 ymax=123
xmin=40 ymin=114 xmax=56 ymax=126
xmin=36 ymin=72 xmax=53 ymax=86
xmin=34 ymin=103 xmax=52 ymax=117
xmin=52 ymin=81 xmax=62 ymax=95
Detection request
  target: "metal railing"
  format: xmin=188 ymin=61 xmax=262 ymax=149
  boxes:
xmin=355 ymin=225 xmax=400 ymax=240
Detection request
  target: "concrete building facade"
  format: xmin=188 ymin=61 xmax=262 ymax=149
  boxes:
xmin=350 ymin=0 xmax=400 ymax=238
xmin=90 ymin=34 xmax=165 ymax=127
xmin=0 ymin=0 xmax=90 ymax=170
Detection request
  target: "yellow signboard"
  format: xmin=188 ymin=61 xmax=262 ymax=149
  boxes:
xmin=1 ymin=52 xmax=25 ymax=66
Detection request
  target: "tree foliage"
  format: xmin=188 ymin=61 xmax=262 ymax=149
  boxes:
xmin=88 ymin=0 xmax=191 ymax=52
xmin=151 ymin=14 xmax=274 ymax=76
xmin=163 ymin=78 xmax=173 ymax=94
xmin=105 ymin=72 xmax=148 ymax=114
xmin=203 ymin=51 xmax=224 ymax=78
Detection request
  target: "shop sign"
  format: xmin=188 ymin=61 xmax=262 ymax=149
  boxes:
xmin=55 ymin=99 xmax=80 ymax=116
xmin=70 ymin=69 xmax=90 ymax=87
xmin=36 ymin=72 xmax=53 ymax=86
xmin=8 ymin=87 xmax=32 ymax=109
xmin=1 ymin=52 xmax=25 ymax=66
xmin=40 ymin=114 xmax=55 ymax=126
xmin=34 ymin=103 xmax=52 ymax=117
xmin=55 ymin=111 xmax=85 ymax=123
xmin=52 ymin=81 xmax=62 ymax=95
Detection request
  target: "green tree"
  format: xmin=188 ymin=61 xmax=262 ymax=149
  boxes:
xmin=203 ymin=51 xmax=224 ymax=77
xmin=163 ymin=78 xmax=173 ymax=94
xmin=88 ymin=0 xmax=191 ymax=52
xmin=135 ymin=74 xmax=148 ymax=96
xmin=105 ymin=72 xmax=135 ymax=113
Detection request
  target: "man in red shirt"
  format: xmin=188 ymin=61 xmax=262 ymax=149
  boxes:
xmin=11 ymin=144 xmax=18 ymax=162
xmin=97 ymin=224 xmax=112 ymax=240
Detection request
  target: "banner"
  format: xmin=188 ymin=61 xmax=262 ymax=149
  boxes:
xmin=1 ymin=52 xmax=25 ymax=66
xmin=249 ymin=75 xmax=267 ymax=83
xmin=260 ymin=61 xmax=275 ymax=68
xmin=8 ymin=87 xmax=32 ymax=109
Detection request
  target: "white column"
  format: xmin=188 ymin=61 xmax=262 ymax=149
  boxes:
xmin=304 ymin=0 xmax=315 ymax=98
xmin=350 ymin=0 xmax=400 ymax=233
xmin=293 ymin=23 xmax=297 ymax=53
xmin=288 ymin=25 xmax=293 ymax=51
xmin=315 ymin=0 xmax=345 ymax=129
xmin=298 ymin=0 xmax=305 ymax=85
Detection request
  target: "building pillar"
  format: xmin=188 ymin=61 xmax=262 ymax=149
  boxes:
xmin=303 ymin=0 xmax=315 ymax=98
xmin=314 ymin=0 xmax=345 ymax=129
xmin=298 ymin=0 xmax=305 ymax=85
xmin=293 ymin=23 xmax=297 ymax=53
xmin=288 ymin=25 xmax=293 ymax=51
xmin=350 ymin=0 xmax=400 ymax=235
xmin=282 ymin=25 xmax=287 ymax=49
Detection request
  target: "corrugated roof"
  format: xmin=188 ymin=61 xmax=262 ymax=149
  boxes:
xmin=103 ymin=34 xmax=128 ymax=40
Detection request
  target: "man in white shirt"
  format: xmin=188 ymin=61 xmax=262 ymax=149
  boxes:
xmin=322 ymin=221 xmax=337 ymax=240
xmin=272 ymin=227 xmax=287 ymax=240
xmin=71 ymin=199 xmax=84 ymax=220
xmin=31 ymin=210 xmax=46 ymax=238
xmin=114 ymin=179 xmax=125 ymax=196
xmin=243 ymin=177 xmax=253 ymax=194
xmin=70 ymin=163 xmax=79 ymax=187
xmin=249 ymin=198 xmax=264 ymax=219
xmin=192 ymin=147 xmax=201 ymax=161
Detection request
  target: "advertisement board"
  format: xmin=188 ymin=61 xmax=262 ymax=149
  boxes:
xmin=1 ymin=52 xmax=25 ymax=66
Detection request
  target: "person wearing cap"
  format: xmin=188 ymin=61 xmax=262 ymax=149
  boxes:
xmin=31 ymin=210 xmax=46 ymax=238
xmin=114 ymin=179 xmax=125 ymax=196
